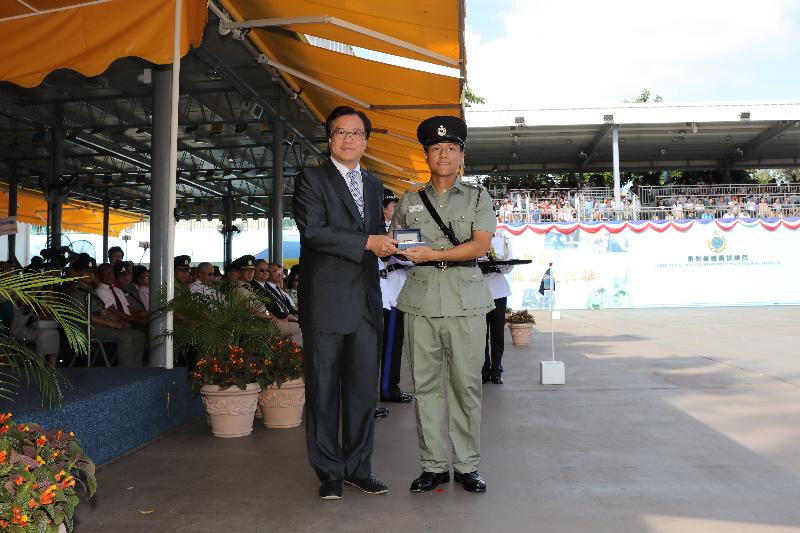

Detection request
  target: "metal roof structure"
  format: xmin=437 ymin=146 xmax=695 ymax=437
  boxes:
xmin=464 ymin=102 xmax=800 ymax=176
xmin=0 ymin=13 xmax=327 ymax=221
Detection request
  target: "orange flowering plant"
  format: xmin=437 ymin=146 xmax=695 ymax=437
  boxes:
xmin=266 ymin=337 xmax=304 ymax=387
xmin=162 ymin=283 xmax=303 ymax=392
xmin=0 ymin=412 xmax=96 ymax=533
xmin=189 ymin=344 xmax=274 ymax=394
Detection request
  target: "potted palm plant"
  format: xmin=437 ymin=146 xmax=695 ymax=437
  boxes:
xmin=162 ymin=285 xmax=288 ymax=437
xmin=0 ymin=268 xmax=87 ymax=406
xmin=507 ymin=309 xmax=536 ymax=346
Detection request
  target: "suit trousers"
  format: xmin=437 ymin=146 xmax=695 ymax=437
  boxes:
xmin=302 ymin=299 xmax=379 ymax=482
xmin=405 ymin=313 xmax=485 ymax=474
xmin=92 ymin=325 xmax=145 ymax=367
xmin=380 ymin=307 xmax=404 ymax=398
xmin=483 ymin=296 xmax=507 ymax=376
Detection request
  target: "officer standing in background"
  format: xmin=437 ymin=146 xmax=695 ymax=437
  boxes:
xmin=481 ymin=226 xmax=516 ymax=384
xmin=174 ymin=255 xmax=192 ymax=290
xmin=379 ymin=189 xmax=413 ymax=404
xmin=391 ymin=116 xmax=495 ymax=494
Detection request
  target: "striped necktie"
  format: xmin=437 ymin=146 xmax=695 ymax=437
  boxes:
xmin=346 ymin=169 xmax=364 ymax=219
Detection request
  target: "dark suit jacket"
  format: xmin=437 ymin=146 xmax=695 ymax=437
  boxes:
xmin=251 ymin=280 xmax=296 ymax=319
xmin=250 ymin=280 xmax=286 ymax=319
xmin=293 ymin=159 xmax=384 ymax=334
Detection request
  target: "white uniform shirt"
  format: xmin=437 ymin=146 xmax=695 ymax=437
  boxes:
xmin=379 ymin=219 xmax=411 ymax=309
xmin=95 ymin=282 xmax=131 ymax=314
xmin=190 ymin=279 xmax=224 ymax=302
xmin=483 ymin=231 xmax=515 ymax=300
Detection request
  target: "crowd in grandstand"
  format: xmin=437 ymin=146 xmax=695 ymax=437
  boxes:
xmin=492 ymin=184 xmax=800 ymax=223
xmin=0 ymin=248 xmax=301 ymax=368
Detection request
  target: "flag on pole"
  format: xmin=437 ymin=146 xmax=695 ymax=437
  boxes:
xmin=539 ymin=266 xmax=555 ymax=295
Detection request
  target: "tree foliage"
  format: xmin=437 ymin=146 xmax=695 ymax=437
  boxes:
xmin=464 ymin=85 xmax=486 ymax=107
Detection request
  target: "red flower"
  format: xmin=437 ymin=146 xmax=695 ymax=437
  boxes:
xmin=39 ymin=484 xmax=57 ymax=505
xmin=35 ymin=435 xmax=47 ymax=447
xmin=0 ymin=450 xmax=7 ymax=463
xmin=0 ymin=412 xmax=11 ymax=423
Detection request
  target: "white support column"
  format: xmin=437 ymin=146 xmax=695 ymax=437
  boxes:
xmin=148 ymin=0 xmax=182 ymax=369
xmin=612 ymin=125 xmax=621 ymax=216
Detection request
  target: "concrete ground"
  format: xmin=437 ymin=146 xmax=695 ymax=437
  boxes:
xmin=75 ymin=307 xmax=800 ymax=533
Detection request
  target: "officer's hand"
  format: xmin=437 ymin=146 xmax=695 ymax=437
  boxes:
xmin=403 ymin=246 xmax=438 ymax=264
xmin=366 ymin=235 xmax=400 ymax=258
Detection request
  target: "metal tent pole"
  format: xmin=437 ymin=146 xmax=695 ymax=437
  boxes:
xmin=612 ymin=125 xmax=621 ymax=218
xmin=271 ymin=110 xmax=285 ymax=265
xmin=102 ymin=194 xmax=110 ymax=261
xmin=7 ymin=166 xmax=17 ymax=260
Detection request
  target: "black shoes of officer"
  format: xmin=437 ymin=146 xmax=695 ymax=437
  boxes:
xmin=380 ymin=391 xmax=413 ymax=403
xmin=453 ymin=471 xmax=487 ymax=493
xmin=319 ymin=480 xmax=343 ymax=500
xmin=344 ymin=474 xmax=388 ymax=494
xmin=374 ymin=406 xmax=390 ymax=418
xmin=410 ymin=471 xmax=450 ymax=492
xmin=491 ymin=374 xmax=504 ymax=384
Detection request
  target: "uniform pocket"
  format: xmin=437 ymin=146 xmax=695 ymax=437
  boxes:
xmin=458 ymin=268 xmax=492 ymax=309
xmin=398 ymin=268 xmax=431 ymax=309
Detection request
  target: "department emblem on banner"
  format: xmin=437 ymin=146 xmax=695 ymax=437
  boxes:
xmin=708 ymin=231 xmax=727 ymax=253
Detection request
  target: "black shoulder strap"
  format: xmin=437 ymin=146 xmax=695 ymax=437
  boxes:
xmin=419 ymin=190 xmax=460 ymax=246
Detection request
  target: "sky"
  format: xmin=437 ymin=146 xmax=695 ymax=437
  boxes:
xmin=464 ymin=0 xmax=800 ymax=109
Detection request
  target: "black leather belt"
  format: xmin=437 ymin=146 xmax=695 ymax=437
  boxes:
xmin=416 ymin=260 xmax=477 ymax=270
xmin=386 ymin=263 xmax=407 ymax=273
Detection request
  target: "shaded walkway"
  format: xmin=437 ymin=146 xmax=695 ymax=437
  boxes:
xmin=76 ymin=307 xmax=800 ymax=532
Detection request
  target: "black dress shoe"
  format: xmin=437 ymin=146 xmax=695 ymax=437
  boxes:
xmin=374 ymin=407 xmax=390 ymax=418
xmin=410 ymin=471 xmax=450 ymax=492
xmin=319 ymin=480 xmax=343 ymax=500
xmin=482 ymin=374 xmax=491 ymax=384
xmin=344 ymin=474 xmax=388 ymax=494
xmin=380 ymin=391 xmax=413 ymax=403
xmin=453 ymin=471 xmax=486 ymax=493
xmin=490 ymin=375 xmax=504 ymax=384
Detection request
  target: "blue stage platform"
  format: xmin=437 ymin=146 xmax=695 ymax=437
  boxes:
xmin=5 ymin=368 xmax=204 ymax=465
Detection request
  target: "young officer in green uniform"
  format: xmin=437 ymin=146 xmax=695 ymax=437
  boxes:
xmin=391 ymin=116 xmax=495 ymax=493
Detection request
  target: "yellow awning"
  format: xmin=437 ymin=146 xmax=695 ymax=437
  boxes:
xmin=0 ymin=0 xmax=207 ymax=88
xmin=0 ymin=186 xmax=143 ymax=236
xmin=218 ymin=0 xmax=463 ymax=68
xmin=219 ymin=0 xmax=465 ymax=194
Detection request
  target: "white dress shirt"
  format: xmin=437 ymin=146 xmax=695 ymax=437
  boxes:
xmin=483 ymin=231 xmax=515 ymax=300
xmin=95 ymin=282 xmax=131 ymax=314
xmin=190 ymin=279 xmax=223 ymax=302
xmin=330 ymin=157 xmax=363 ymax=204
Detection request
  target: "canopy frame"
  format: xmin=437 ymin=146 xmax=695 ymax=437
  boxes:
xmin=219 ymin=15 xmax=459 ymax=67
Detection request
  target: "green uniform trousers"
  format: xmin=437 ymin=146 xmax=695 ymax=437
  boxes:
xmin=405 ymin=313 xmax=486 ymax=474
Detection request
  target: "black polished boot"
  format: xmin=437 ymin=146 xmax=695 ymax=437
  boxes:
xmin=410 ymin=471 xmax=450 ymax=492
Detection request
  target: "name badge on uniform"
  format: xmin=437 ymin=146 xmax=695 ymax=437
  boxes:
xmin=408 ymin=204 xmax=424 ymax=213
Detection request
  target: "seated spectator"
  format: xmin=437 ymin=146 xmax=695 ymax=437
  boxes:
xmin=231 ymin=255 xmax=302 ymax=344
xmin=133 ymin=266 xmax=150 ymax=310
xmin=190 ymin=262 xmax=224 ymax=302
xmin=95 ymin=263 xmax=147 ymax=326
xmin=116 ymin=262 xmax=148 ymax=316
xmin=286 ymin=265 xmax=300 ymax=305
xmin=107 ymin=246 xmax=124 ymax=265
xmin=10 ymin=303 xmax=60 ymax=367
xmin=174 ymin=255 xmax=192 ymax=290
xmin=757 ymin=197 xmax=772 ymax=218
xmin=68 ymin=255 xmax=145 ymax=367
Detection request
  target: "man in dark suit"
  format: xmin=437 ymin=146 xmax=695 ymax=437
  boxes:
xmin=294 ymin=105 xmax=399 ymax=500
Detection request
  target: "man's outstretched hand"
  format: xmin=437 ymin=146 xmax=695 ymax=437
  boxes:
xmin=366 ymin=235 xmax=400 ymax=258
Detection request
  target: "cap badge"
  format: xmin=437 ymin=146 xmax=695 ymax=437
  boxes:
xmin=437 ymin=125 xmax=447 ymax=136
xmin=88 ymin=261 xmax=94 ymax=267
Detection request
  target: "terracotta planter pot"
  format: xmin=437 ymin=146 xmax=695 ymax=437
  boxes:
xmin=259 ymin=378 xmax=305 ymax=428
xmin=200 ymin=383 xmax=261 ymax=438
xmin=508 ymin=323 xmax=534 ymax=346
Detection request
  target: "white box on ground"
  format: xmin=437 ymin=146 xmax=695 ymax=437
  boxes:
xmin=540 ymin=360 xmax=565 ymax=385
xmin=551 ymin=311 xmax=561 ymax=320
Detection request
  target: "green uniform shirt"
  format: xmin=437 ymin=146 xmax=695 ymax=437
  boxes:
xmin=68 ymin=284 xmax=106 ymax=318
xmin=391 ymin=178 xmax=496 ymax=317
